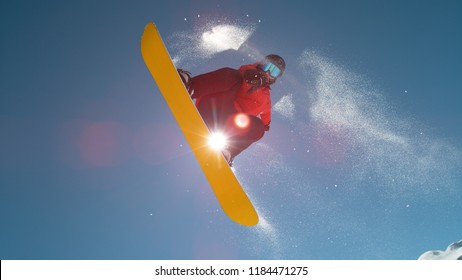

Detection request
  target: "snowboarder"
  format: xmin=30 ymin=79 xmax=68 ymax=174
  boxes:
xmin=178 ymin=54 xmax=285 ymax=165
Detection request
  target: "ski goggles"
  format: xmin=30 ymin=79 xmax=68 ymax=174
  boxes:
xmin=258 ymin=62 xmax=281 ymax=78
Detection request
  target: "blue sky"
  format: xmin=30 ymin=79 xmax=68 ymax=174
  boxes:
xmin=1 ymin=1 xmax=461 ymax=259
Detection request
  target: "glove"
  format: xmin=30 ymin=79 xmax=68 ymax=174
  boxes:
xmin=264 ymin=124 xmax=270 ymax=131
xmin=243 ymin=69 xmax=269 ymax=87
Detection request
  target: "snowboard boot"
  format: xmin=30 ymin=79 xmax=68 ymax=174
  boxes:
xmin=177 ymin=69 xmax=195 ymax=98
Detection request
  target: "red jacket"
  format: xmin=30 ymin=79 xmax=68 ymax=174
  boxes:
xmin=234 ymin=64 xmax=272 ymax=126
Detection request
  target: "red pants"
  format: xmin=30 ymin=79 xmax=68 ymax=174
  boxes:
xmin=191 ymin=68 xmax=265 ymax=159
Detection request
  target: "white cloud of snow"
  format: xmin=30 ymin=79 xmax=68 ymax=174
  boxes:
xmin=418 ymin=240 xmax=462 ymax=260
xmin=273 ymin=94 xmax=295 ymax=120
xmin=200 ymin=24 xmax=253 ymax=54
xmin=298 ymin=50 xmax=461 ymax=194
xmin=169 ymin=22 xmax=255 ymax=67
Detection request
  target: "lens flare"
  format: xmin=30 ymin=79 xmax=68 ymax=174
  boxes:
xmin=208 ymin=132 xmax=228 ymax=151
xmin=234 ymin=113 xmax=250 ymax=128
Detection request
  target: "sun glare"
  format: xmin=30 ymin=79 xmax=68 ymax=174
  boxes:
xmin=208 ymin=132 xmax=228 ymax=151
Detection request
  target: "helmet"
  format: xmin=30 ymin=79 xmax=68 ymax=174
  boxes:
xmin=258 ymin=54 xmax=286 ymax=78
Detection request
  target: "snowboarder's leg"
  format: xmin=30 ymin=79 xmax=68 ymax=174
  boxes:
xmin=194 ymin=68 xmax=241 ymax=131
xmin=190 ymin=67 xmax=242 ymax=99
xmin=225 ymin=114 xmax=266 ymax=160
xmin=195 ymin=92 xmax=237 ymax=131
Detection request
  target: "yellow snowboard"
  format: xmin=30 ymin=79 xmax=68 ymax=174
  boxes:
xmin=141 ymin=22 xmax=258 ymax=226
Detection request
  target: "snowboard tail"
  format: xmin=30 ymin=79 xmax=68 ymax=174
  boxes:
xmin=140 ymin=22 xmax=258 ymax=226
